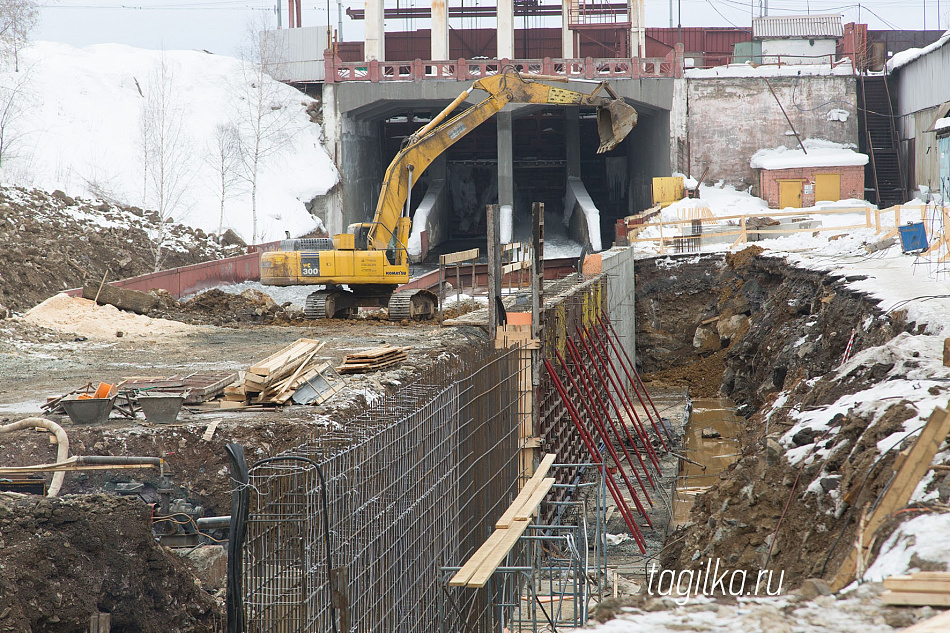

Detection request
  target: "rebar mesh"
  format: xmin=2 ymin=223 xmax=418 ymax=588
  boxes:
xmin=244 ymin=344 xmax=524 ymax=632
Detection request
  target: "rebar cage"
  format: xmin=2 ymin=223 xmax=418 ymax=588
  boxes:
xmin=243 ymin=344 xmax=524 ymax=632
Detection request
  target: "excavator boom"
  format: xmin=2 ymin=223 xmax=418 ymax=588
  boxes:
xmin=260 ymin=72 xmax=637 ymax=320
xmin=367 ymin=72 xmax=638 ymax=250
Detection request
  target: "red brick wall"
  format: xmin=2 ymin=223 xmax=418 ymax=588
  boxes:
xmin=758 ymin=165 xmax=865 ymax=208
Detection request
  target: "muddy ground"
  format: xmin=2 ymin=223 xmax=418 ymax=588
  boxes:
xmin=634 ymin=250 xmax=950 ymax=593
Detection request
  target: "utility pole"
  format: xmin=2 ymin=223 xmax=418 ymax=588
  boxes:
xmin=276 ymin=0 xmax=282 ymax=28
xmin=338 ymin=0 xmax=344 ymax=40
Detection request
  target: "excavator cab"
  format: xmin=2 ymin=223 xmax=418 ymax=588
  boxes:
xmin=344 ymin=223 xmax=373 ymax=250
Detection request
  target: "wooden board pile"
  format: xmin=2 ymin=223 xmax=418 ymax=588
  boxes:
xmin=450 ymin=454 xmax=556 ymax=589
xmin=223 ymin=338 xmax=331 ymax=407
xmin=882 ymin=571 xmax=950 ymax=606
xmin=336 ymin=344 xmax=410 ymax=374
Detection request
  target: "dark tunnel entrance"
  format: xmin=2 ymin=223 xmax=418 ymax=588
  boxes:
xmin=378 ymin=102 xmax=669 ymax=259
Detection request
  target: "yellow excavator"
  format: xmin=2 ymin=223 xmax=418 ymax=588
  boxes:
xmin=260 ymin=72 xmax=638 ymax=320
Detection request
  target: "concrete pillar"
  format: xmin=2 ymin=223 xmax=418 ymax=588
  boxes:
xmin=431 ymin=0 xmax=449 ymax=59
xmin=365 ymin=0 xmax=385 ymax=61
xmin=498 ymin=0 xmax=515 ymax=58
xmin=566 ymin=107 xmax=580 ymax=178
xmin=561 ymin=0 xmax=574 ymax=58
xmin=628 ymin=0 xmax=645 ymax=58
xmin=497 ymin=110 xmax=514 ymax=214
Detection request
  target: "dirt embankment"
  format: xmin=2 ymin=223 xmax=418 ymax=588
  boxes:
xmin=0 ymin=493 xmax=221 ymax=632
xmin=0 ymin=185 xmax=242 ymax=314
xmin=636 ymin=251 xmax=945 ymax=588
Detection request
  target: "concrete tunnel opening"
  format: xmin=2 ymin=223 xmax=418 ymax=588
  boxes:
xmin=373 ymin=100 xmax=670 ymax=260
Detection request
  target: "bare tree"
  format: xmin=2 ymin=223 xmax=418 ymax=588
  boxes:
xmin=0 ymin=0 xmax=37 ymax=72
xmin=207 ymin=122 xmax=242 ymax=238
xmin=235 ymin=14 xmax=296 ymax=244
xmin=0 ymin=63 xmax=30 ymax=167
xmin=138 ymin=53 xmax=193 ymax=271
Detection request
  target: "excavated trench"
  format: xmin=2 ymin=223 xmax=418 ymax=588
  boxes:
xmin=634 ymin=247 xmax=937 ymax=589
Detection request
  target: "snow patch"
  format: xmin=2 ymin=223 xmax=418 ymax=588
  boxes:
xmin=751 ymin=139 xmax=868 ymax=170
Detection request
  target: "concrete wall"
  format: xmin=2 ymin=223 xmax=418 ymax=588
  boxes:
xmin=761 ymin=38 xmax=837 ymax=65
xmin=601 ymin=246 xmax=636 ymax=362
xmin=628 ymin=109 xmax=672 ymax=214
xmin=758 ymin=164 xmax=864 ymax=208
xmin=687 ymin=75 xmax=858 ymax=188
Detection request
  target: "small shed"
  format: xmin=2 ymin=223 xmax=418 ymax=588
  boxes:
xmin=751 ymin=141 xmax=869 ymax=209
xmin=753 ymin=14 xmax=844 ymax=65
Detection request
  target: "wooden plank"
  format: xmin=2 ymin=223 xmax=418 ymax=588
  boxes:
xmin=883 ymin=576 xmax=950 ymax=593
xmin=250 ymin=339 xmax=320 ymax=376
xmin=495 ymin=453 xmax=556 ymax=529
xmin=881 ymin=590 xmax=950 ymax=607
xmin=906 ymin=572 xmax=950 ymax=580
xmin=502 ymin=260 xmax=530 ymax=276
xmin=901 ymin=609 xmax=950 ymax=632
xmin=440 ymin=248 xmax=479 ymax=265
xmin=831 ymin=406 xmax=950 ymax=591
xmin=467 ymin=519 xmax=532 ymax=588
xmin=514 ymin=477 xmax=555 ymax=520
xmin=449 ymin=529 xmax=508 ymax=587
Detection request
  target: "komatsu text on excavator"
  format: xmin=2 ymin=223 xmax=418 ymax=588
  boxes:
xmin=260 ymin=72 xmax=638 ymax=320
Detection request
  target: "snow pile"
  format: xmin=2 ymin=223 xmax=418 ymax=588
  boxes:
xmin=686 ymin=60 xmax=854 ymax=79
xmin=863 ymin=513 xmax=950 ymax=580
xmin=750 ymin=139 xmax=869 ymax=170
xmin=22 ymin=294 xmax=203 ymax=340
xmin=0 ymin=42 xmax=338 ymax=243
xmin=886 ymin=29 xmax=950 ymax=72
xmin=934 ymin=117 xmax=950 ymax=132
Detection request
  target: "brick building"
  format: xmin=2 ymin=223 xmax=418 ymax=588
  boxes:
xmin=751 ymin=141 xmax=868 ymax=208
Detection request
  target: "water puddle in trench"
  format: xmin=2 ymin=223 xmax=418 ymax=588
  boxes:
xmin=673 ymin=398 xmax=743 ymax=526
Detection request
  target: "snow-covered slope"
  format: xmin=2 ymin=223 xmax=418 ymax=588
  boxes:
xmin=0 ymin=41 xmax=338 ymax=243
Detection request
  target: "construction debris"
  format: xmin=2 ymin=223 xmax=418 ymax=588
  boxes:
xmin=336 ymin=344 xmax=410 ymax=373
xmin=882 ymin=571 xmax=950 ymax=606
xmin=224 ymin=338 xmax=341 ymax=406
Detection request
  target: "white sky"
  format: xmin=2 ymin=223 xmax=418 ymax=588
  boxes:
xmin=37 ymin=0 xmax=950 ymax=56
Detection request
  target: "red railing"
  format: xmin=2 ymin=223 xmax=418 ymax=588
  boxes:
xmin=324 ymin=49 xmax=683 ymax=82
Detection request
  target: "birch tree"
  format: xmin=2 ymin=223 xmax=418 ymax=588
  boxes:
xmin=208 ymin=122 xmax=242 ymax=238
xmin=235 ymin=15 xmax=295 ymax=244
xmin=0 ymin=0 xmax=37 ymax=72
xmin=138 ymin=53 xmax=193 ymax=271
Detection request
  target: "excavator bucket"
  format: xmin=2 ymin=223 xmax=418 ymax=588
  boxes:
xmin=596 ymin=99 xmax=638 ymax=153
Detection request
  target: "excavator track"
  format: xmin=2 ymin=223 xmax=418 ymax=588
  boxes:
xmin=388 ymin=289 xmax=438 ymax=321
xmin=305 ymin=289 xmax=356 ymax=319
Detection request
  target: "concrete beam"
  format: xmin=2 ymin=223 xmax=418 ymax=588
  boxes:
xmin=498 ymin=0 xmax=515 ymax=58
xmin=431 ymin=0 xmax=449 ymax=60
xmin=334 ymin=78 xmax=675 ymax=117
xmin=365 ymin=0 xmax=385 ymax=61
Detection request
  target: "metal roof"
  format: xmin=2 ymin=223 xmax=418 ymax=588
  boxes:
xmin=753 ymin=15 xmax=844 ymax=39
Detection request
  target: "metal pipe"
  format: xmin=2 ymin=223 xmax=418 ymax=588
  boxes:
xmin=196 ymin=516 xmax=232 ymax=530
xmin=0 ymin=417 xmax=69 ymax=497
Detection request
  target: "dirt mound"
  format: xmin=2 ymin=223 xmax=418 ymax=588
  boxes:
xmin=146 ymin=288 xmax=302 ymax=326
xmin=0 ymin=493 xmax=221 ymax=632
xmin=22 ymin=294 xmax=204 ymax=340
xmin=0 ymin=186 xmax=242 ymax=313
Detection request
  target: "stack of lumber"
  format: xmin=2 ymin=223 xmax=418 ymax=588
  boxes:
xmin=336 ymin=344 xmax=410 ymax=374
xmin=223 ymin=339 xmax=327 ymax=407
xmin=882 ymin=571 xmax=950 ymax=606
xmin=450 ymin=454 xmax=557 ymax=589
